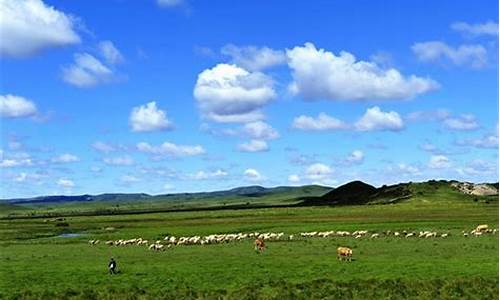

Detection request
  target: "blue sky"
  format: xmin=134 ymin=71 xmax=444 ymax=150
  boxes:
xmin=0 ymin=0 xmax=498 ymax=198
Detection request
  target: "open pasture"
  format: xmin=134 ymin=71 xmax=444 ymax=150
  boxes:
xmin=0 ymin=201 xmax=498 ymax=299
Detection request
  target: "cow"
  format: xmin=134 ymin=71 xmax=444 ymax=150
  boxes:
xmin=254 ymin=238 xmax=266 ymax=253
xmin=337 ymin=246 xmax=353 ymax=262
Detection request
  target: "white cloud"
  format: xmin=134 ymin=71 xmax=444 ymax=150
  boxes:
xmin=0 ymin=157 xmax=33 ymax=168
xmin=90 ymin=166 xmax=102 ymax=173
xmin=62 ymin=53 xmax=113 ymax=87
xmin=386 ymin=163 xmax=422 ymax=176
xmin=456 ymin=133 xmax=498 ymax=149
xmin=456 ymin=159 xmax=497 ymax=176
xmin=405 ymin=109 xmax=450 ymax=122
xmin=0 ymin=0 xmax=80 ymax=57
xmin=0 ymin=94 xmax=38 ymax=118
xmin=221 ymin=44 xmax=286 ymax=71
xmin=286 ymin=42 xmax=438 ymax=101
xmin=443 ymin=115 xmax=479 ymax=131
xmin=412 ymin=41 xmax=488 ymax=69
xmin=163 ymin=183 xmax=175 ymax=191
xmin=120 ymin=175 xmax=140 ymax=183
xmin=346 ymin=150 xmax=364 ymax=164
xmin=103 ymin=156 xmax=134 ymax=166
xmin=354 ymin=106 xmax=404 ymax=131
xmin=237 ymin=140 xmax=269 ymax=152
xmin=188 ymin=169 xmax=228 ymax=180
xmin=288 ymin=174 xmax=301 ymax=184
xmin=243 ymin=121 xmax=279 ymax=140
xmin=193 ymin=64 xmax=276 ymax=123
xmin=428 ymin=155 xmax=450 ymax=169
xmin=243 ymin=168 xmax=263 ymax=181
xmin=57 ymin=178 xmax=74 ymax=188
xmin=51 ymin=153 xmax=79 ymax=163
xmin=451 ymin=21 xmax=499 ymax=37
xmin=305 ymin=163 xmax=333 ymax=181
xmin=13 ymin=172 xmax=44 ymax=183
xmin=292 ymin=113 xmax=348 ymax=131
xmin=157 ymin=0 xmax=184 ymax=7
xmin=137 ymin=141 xmax=205 ymax=157
xmin=91 ymin=141 xmax=116 ymax=153
xmin=98 ymin=40 xmax=124 ymax=65
xmin=130 ymin=102 xmax=173 ymax=132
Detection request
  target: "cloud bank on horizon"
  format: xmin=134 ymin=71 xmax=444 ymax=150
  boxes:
xmin=0 ymin=0 xmax=498 ymax=198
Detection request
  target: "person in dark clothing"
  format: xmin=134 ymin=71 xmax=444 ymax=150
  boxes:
xmin=108 ymin=258 xmax=117 ymax=274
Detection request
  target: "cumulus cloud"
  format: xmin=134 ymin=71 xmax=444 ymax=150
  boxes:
xmin=0 ymin=0 xmax=80 ymax=57
xmin=443 ymin=114 xmax=479 ymax=131
xmin=354 ymin=106 xmax=404 ymax=131
xmin=237 ymin=140 xmax=269 ymax=152
xmin=428 ymin=155 xmax=450 ymax=169
xmin=57 ymin=178 xmax=74 ymax=188
xmin=98 ymin=40 xmax=124 ymax=65
xmin=0 ymin=94 xmax=38 ymax=118
xmin=451 ymin=21 xmax=499 ymax=37
xmin=62 ymin=53 xmax=114 ymax=87
xmin=242 ymin=121 xmax=279 ymax=140
xmin=51 ymin=153 xmax=79 ymax=163
xmin=292 ymin=113 xmax=348 ymax=131
xmin=193 ymin=64 xmax=276 ymax=123
xmin=103 ymin=156 xmax=134 ymax=166
xmin=130 ymin=102 xmax=173 ymax=132
xmin=292 ymin=107 xmax=404 ymax=132
xmin=221 ymin=44 xmax=286 ymax=71
xmin=412 ymin=41 xmax=488 ymax=69
xmin=305 ymin=163 xmax=333 ymax=181
xmin=137 ymin=141 xmax=205 ymax=157
xmin=286 ymin=42 xmax=438 ymax=101
xmin=243 ymin=168 xmax=263 ymax=181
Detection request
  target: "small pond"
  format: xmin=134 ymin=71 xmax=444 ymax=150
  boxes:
xmin=57 ymin=233 xmax=85 ymax=238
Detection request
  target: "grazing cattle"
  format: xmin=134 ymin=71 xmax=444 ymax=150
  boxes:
xmin=337 ymin=247 xmax=352 ymax=262
xmin=254 ymin=238 xmax=266 ymax=253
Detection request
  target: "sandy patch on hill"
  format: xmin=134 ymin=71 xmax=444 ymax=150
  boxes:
xmin=451 ymin=182 xmax=498 ymax=196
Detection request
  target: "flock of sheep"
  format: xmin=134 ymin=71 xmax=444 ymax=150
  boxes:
xmin=87 ymin=224 xmax=496 ymax=253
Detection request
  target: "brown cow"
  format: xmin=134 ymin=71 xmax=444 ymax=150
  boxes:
xmin=337 ymin=246 xmax=352 ymax=261
xmin=254 ymin=238 xmax=266 ymax=253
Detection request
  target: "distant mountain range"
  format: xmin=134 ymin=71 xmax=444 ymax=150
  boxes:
xmin=3 ymin=185 xmax=332 ymax=205
xmin=3 ymin=180 xmax=498 ymax=207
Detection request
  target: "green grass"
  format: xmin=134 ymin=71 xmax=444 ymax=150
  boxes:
xmin=0 ymin=198 xmax=498 ymax=299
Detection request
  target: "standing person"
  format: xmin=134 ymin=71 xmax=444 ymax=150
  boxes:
xmin=108 ymin=257 xmax=117 ymax=274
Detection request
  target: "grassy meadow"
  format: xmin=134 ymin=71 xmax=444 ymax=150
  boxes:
xmin=0 ymin=183 xmax=498 ymax=299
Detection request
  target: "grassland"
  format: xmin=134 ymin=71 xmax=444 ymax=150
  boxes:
xmin=0 ymin=182 xmax=498 ymax=299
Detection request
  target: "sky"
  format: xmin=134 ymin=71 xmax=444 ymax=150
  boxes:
xmin=0 ymin=0 xmax=498 ymax=198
